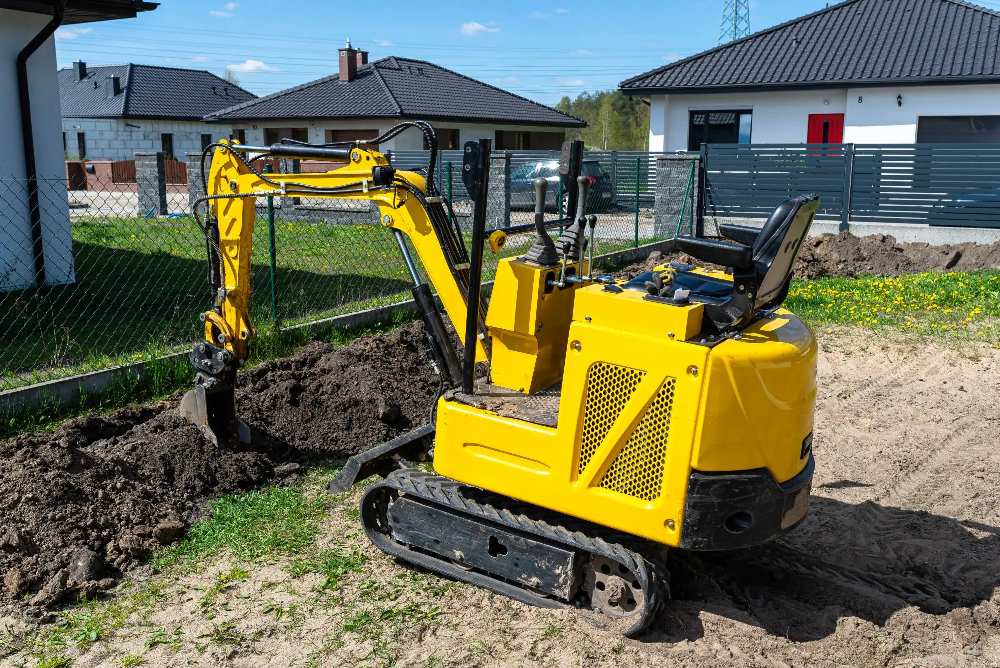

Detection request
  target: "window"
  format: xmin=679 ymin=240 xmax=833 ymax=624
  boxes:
xmin=265 ymin=127 xmax=309 ymax=144
xmin=917 ymin=116 xmax=1000 ymax=143
xmin=201 ymin=133 xmax=213 ymax=150
xmin=510 ymin=163 xmax=537 ymax=180
xmin=537 ymin=161 xmax=560 ymax=178
xmin=324 ymin=129 xmax=378 ymax=143
xmin=160 ymin=133 xmax=174 ymax=159
xmin=77 ymin=132 xmax=86 ymax=159
xmin=232 ymin=128 xmax=247 ymax=144
xmin=495 ymin=130 xmax=529 ymax=150
xmin=687 ymin=110 xmax=753 ymax=150
xmin=426 ymin=128 xmax=460 ymax=150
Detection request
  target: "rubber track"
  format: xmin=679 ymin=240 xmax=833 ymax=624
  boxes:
xmin=361 ymin=469 xmax=668 ymax=636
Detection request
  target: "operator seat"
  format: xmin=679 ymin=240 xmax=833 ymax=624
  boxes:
xmin=627 ymin=195 xmax=819 ymax=334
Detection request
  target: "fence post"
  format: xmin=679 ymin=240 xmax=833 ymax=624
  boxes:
xmin=634 ymin=156 xmax=640 ymax=247
xmin=135 ymin=151 xmax=167 ymax=216
xmin=841 ymin=143 xmax=855 ymax=233
xmin=610 ymin=150 xmax=619 ymax=208
xmin=185 ymin=151 xmax=205 ymax=213
xmin=698 ymin=145 xmax=707 ymax=237
xmin=447 ymin=162 xmax=453 ymax=226
xmin=486 ymin=151 xmax=511 ymax=229
xmin=264 ymin=163 xmax=279 ymax=329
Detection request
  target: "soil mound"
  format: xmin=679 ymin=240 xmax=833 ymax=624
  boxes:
xmin=616 ymin=232 xmax=1000 ymax=280
xmin=0 ymin=321 xmax=440 ymax=615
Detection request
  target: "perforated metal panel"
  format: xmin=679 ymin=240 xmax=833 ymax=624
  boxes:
xmin=577 ymin=363 xmax=646 ymax=475
xmin=600 ymin=378 xmax=677 ymax=501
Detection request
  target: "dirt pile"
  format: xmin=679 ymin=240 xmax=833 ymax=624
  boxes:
xmin=0 ymin=321 xmax=440 ymax=616
xmin=616 ymin=232 xmax=1000 ymax=279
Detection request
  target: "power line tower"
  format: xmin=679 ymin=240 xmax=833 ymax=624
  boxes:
xmin=718 ymin=0 xmax=751 ymax=44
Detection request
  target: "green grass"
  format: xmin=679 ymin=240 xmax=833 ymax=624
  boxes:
xmin=786 ymin=270 xmax=1000 ymax=341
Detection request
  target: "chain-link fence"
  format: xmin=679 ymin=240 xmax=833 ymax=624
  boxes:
xmin=1 ymin=149 xmax=696 ymax=393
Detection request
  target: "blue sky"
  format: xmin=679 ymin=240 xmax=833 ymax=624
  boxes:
xmin=52 ymin=0 xmax=1000 ymax=106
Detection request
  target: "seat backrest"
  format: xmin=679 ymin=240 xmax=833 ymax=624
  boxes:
xmin=751 ymin=195 xmax=819 ymax=309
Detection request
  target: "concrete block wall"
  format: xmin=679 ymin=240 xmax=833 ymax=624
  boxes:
xmin=62 ymin=118 xmax=236 ymax=162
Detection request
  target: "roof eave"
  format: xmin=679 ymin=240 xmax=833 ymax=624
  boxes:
xmin=620 ymin=76 xmax=1000 ymax=96
xmin=204 ymin=113 xmax=587 ymax=128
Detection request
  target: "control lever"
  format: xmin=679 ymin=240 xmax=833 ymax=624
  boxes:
xmin=549 ymin=240 xmax=572 ymax=289
xmin=524 ymin=178 xmax=559 ymax=266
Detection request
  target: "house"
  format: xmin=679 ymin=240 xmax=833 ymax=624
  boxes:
xmin=0 ymin=0 xmax=157 ymax=291
xmin=60 ymin=62 xmax=257 ymax=162
xmin=205 ymin=41 xmax=585 ymax=152
xmin=621 ymin=0 xmax=1000 ymax=152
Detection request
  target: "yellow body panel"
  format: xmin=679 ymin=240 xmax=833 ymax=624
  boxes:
xmin=485 ymin=257 xmax=586 ymax=393
xmin=434 ymin=284 xmax=817 ymax=547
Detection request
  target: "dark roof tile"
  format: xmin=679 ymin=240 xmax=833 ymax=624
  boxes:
xmin=621 ymin=0 xmax=1000 ymax=93
xmin=207 ymin=57 xmax=585 ymax=127
xmin=59 ymin=64 xmax=257 ymax=120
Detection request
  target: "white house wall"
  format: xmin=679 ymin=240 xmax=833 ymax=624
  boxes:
xmin=650 ymin=89 xmax=849 ymax=152
xmin=843 ymin=84 xmax=1000 ymax=143
xmin=62 ymin=118 xmax=236 ymax=162
xmin=0 ymin=9 xmax=74 ymax=291
xmin=227 ymin=119 xmax=570 ymax=151
xmin=649 ymin=84 xmax=1000 ymax=151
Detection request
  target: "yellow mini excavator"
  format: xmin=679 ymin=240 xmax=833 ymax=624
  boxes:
xmin=181 ymin=123 xmax=819 ymax=635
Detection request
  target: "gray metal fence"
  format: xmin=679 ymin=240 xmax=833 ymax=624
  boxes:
xmin=703 ymin=142 xmax=1000 ymax=229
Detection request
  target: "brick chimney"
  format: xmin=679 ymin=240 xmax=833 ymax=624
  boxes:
xmin=356 ymin=49 xmax=369 ymax=67
xmin=339 ymin=38 xmax=358 ymax=82
xmin=74 ymin=60 xmax=87 ymax=80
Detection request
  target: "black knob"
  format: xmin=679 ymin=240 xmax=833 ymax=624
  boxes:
xmin=587 ymin=214 xmax=597 ymax=228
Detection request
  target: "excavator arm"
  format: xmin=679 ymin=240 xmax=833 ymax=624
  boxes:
xmin=180 ymin=134 xmax=486 ymax=447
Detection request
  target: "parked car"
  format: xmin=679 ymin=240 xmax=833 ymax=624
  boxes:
xmin=510 ymin=159 xmax=614 ymax=212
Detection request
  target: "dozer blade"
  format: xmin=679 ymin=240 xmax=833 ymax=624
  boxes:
xmin=327 ymin=424 xmax=435 ymax=494
xmin=180 ymin=384 xmax=250 ymax=449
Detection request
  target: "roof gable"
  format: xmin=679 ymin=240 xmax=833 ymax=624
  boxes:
xmin=59 ymin=64 xmax=257 ymax=120
xmin=621 ymin=0 xmax=1000 ymax=93
xmin=206 ymin=57 xmax=586 ymax=127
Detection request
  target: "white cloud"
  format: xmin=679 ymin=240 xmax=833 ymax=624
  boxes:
xmin=372 ymin=38 xmax=394 ymax=47
xmin=568 ymin=49 xmax=591 ymax=55
xmin=555 ymin=77 xmax=585 ymax=86
xmin=494 ymin=76 xmax=523 ymax=86
xmin=55 ymin=26 xmax=92 ymax=39
xmin=460 ymin=21 xmax=499 ymax=36
xmin=209 ymin=10 xmax=232 ymax=17
xmin=191 ymin=55 xmax=212 ymax=62
xmin=662 ymin=52 xmax=682 ymax=61
xmin=531 ymin=11 xmax=548 ymax=19
xmin=223 ymin=2 xmax=239 ymax=8
xmin=555 ymin=8 xmax=568 ymax=13
xmin=227 ymin=59 xmax=280 ymax=73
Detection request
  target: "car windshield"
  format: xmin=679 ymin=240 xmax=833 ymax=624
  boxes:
xmin=581 ymin=162 xmax=603 ymax=176
xmin=537 ymin=161 xmax=560 ymax=178
xmin=511 ymin=164 xmax=536 ymax=179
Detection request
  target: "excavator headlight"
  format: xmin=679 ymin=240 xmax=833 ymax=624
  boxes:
xmin=372 ymin=165 xmax=395 ymax=187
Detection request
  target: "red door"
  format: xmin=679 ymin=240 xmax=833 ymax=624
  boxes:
xmin=807 ymin=114 xmax=845 ymax=143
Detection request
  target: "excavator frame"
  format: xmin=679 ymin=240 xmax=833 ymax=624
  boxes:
xmin=182 ymin=123 xmax=819 ymax=635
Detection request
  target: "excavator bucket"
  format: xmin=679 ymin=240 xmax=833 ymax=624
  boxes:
xmin=179 ymin=383 xmax=249 ymax=449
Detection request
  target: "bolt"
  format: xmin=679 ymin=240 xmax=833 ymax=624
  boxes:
xmin=217 ymin=334 xmax=226 ymax=344
xmin=584 ymin=315 xmax=592 ymax=322
xmin=666 ymin=519 xmax=676 ymax=530
xmin=738 ymin=284 xmax=745 ymax=292
xmin=351 ymin=150 xmax=360 ymax=162
xmin=381 ymin=214 xmax=391 ymax=225
xmin=667 ymin=331 xmax=675 ymax=339
xmin=536 ymin=322 xmax=543 ymax=331
xmin=464 ymin=164 xmax=471 ymax=171
xmin=229 ymin=180 xmax=238 ymax=192
xmin=199 ymin=313 xmax=206 ymax=322
xmin=687 ymin=365 xmax=699 ymax=377
xmin=572 ymin=341 xmax=582 ymax=351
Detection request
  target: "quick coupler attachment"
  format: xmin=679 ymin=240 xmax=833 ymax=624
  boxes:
xmin=179 ymin=342 xmax=250 ymax=449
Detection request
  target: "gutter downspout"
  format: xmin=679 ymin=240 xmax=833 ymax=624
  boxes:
xmin=17 ymin=0 xmax=67 ymax=288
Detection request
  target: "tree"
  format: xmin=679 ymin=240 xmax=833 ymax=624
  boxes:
xmin=556 ymin=90 xmax=650 ymax=151
xmin=222 ymin=68 xmax=241 ymax=87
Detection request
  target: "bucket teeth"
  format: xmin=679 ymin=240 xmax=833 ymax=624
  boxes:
xmin=180 ymin=383 xmax=248 ymax=449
